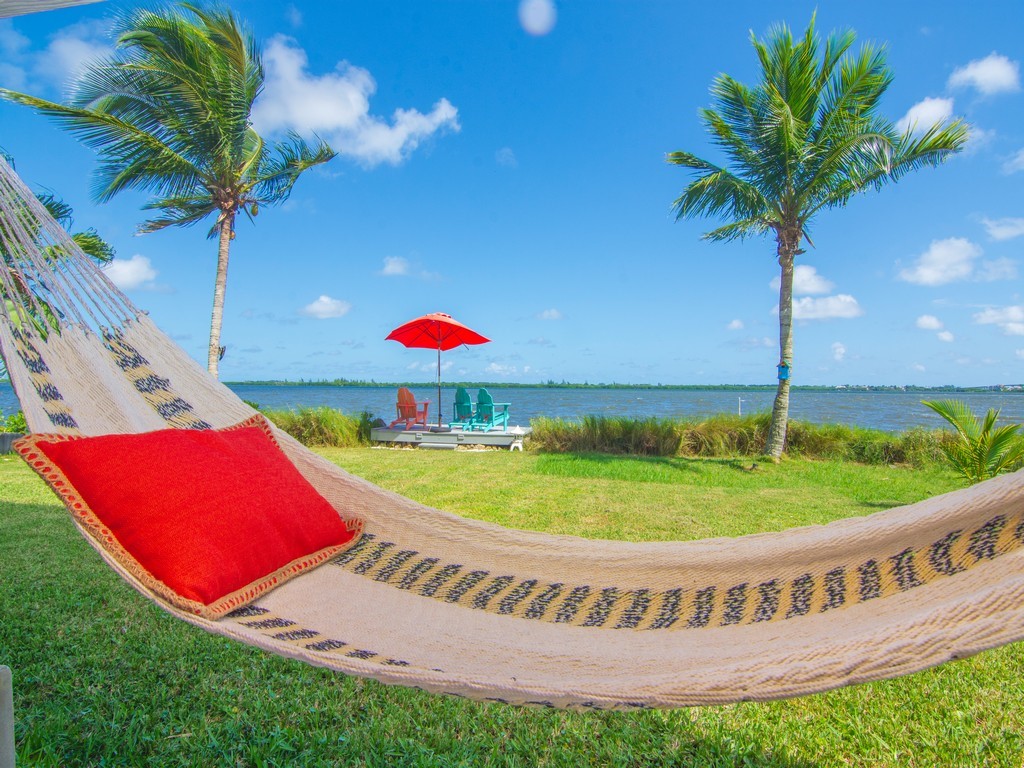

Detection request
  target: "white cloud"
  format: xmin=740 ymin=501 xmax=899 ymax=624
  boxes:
xmin=1016 ymin=349 xmax=1024 ymax=360
xmin=0 ymin=21 xmax=28 ymax=56
xmin=896 ymin=97 xmax=954 ymax=135
xmin=252 ymin=36 xmax=460 ymax=167
xmin=285 ymin=4 xmax=303 ymax=27
xmin=791 ymin=295 xmax=863 ymax=320
xmin=103 ymin=254 xmax=157 ymax=291
xmin=408 ymin=360 xmax=452 ymax=374
xmin=981 ymin=216 xmax=1024 ymax=241
xmin=898 ymin=237 xmax=981 ymax=285
xmin=965 ymin=125 xmax=997 ymax=151
xmin=300 ymin=295 xmax=351 ymax=319
xmin=496 ymin=147 xmax=518 ymax=167
xmin=519 ymin=0 xmax=557 ymax=36
xmin=377 ymin=256 xmax=440 ymax=280
xmin=831 ymin=342 xmax=846 ymax=362
xmin=727 ymin=319 xmax=744 ymax=330
xmin=485 ymin=362 xmax=518 ymax=376
xmin=769 ymin=264 xmax=834 ymax=296
xmin=973 ymin=305 xmax=1024 ymax=335
xmin=916 ymin=314 xmax=943 ymax=330
xmin=537 ymin=308 xmax=562 ymax=320
xmin=937 ymin=330 xmax=955 ymax=342
xmin=0 ymin=19 xmax=112 ymax=94
xmin=913 ymin=363 xmax=926 ymax=372
xmin=976 ymin=257 xmax=1018 ymax=282
xmin=0 ymin=21 xmax=29 ymax=89
xmin=948 ymin=53 xmax=1021 ymax=96
xmin=1004 ymin=149 xmax=1024 ymax=174
xmin=34 ymin=21 xmax=112 ymax=92
xmin=380 ymin=256 xmax=409 ymax=276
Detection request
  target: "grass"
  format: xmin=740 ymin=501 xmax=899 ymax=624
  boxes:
xmin=2 ymin=449 xmax=1023 ymax=766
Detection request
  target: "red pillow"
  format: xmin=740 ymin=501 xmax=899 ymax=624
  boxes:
xmin=15 ymin=415 xmax=362 ymax=619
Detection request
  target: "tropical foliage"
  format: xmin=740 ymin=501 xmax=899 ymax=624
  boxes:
xmin=668 ymin=15 xmax=968 ymax=459
xmin=1 ymin=409 xmax=27 ymax=433
xmin=0 ymin=2 xmax=336 ymax=379
xmin=922 ymin=399 xmax=1024 ymax=484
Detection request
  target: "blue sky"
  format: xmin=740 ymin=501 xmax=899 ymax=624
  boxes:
xmin=1 ymin=0 xmax=1022 ymax=386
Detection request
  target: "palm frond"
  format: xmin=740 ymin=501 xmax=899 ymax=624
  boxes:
xmin=37 ymin=193 xmax=75 ymax=228
xmin=137 ymin=194 xmax=218 ymax=234
xmin=923 ymin=399 xmax=1024 ymax=484
xmin=669 ymin=166 xmax=768 ymax=229
xmin=248 ymin=133 xmax=336 ymax=205
xmin=71 ymin=229 xmax=116 ymax=262
xmin=923 ymin=399 xmax=981 ymax=441
xmin=702 ymin=217 xmax=773 ymax=242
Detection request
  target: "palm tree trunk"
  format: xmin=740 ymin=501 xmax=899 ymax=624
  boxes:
xmin=207 ymin=215 xmax=233 ymax=379
xmin=765 ymin=231 xmax=798 ymax=459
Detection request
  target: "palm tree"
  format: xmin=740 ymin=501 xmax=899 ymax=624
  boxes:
xmin=0 ymin=2 xmax=335 ymax=379
xmin=923 ymin=399 xmax=1024 ymax=485
xmin=668 ymin=16 xmax=968 ymax=459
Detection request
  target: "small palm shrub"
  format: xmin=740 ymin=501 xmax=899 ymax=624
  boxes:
xmin=262 ymin=406 xmax=364 ymax=447
xmin=922 ymin=399 xmax=1024 ymax=484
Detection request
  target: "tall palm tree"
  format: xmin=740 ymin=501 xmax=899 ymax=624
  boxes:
xmin=668 ymin=16 xmax=968 ymax=459
xmin=1 ymin=2 xmax=336 ymax=379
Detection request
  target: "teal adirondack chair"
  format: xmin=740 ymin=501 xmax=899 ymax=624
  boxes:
xmin=465 ymin=388 xmax=510 ymax=432
xmin=449 ymin=386 xmax=474 ymax=429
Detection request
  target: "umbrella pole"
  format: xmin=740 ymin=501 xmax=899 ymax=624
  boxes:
xmin=437 ymin=345 xmax=442 ymax=427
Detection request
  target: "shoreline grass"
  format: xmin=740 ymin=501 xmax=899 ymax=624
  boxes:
xmin=2 ymin=449 xmax=1022 ymax=765
xmin=258 ymin=405 xmax=957 ymax=470
xmin=529 ymin=413 xmax=951 ymax=466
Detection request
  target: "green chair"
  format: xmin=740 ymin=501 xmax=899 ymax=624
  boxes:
xmin=465 ymin=388 xmax=510 ymax=432
xmin=449 ymin=386 xmax=474 ymax=429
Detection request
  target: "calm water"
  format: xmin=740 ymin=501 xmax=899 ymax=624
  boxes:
xmin=4 ymin=381 xmax=1020 ymax=434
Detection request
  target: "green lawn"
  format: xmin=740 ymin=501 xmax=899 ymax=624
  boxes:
xmin=1 ymin=448 xmax=1022 ymax=767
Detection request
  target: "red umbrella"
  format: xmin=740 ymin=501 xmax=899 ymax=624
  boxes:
xmin=386 ymin=312 xmax=491 ymax=425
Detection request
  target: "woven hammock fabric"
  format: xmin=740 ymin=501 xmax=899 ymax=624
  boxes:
xmin=0 ymin=0 xmax=104 ymax=20
xmin=2 ymin=155 xmax=1023 ymax=708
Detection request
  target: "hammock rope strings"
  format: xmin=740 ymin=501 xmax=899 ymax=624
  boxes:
xmin=0 ymin=154 xmax=134 ymax=333
xmin=0 ymin=156 xmax=217 ymax=430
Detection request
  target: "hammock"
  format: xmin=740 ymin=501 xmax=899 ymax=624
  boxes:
xmin=2 ymin=156 xmax=1023 ymax=710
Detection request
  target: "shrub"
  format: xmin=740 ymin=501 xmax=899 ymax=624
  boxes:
xmin=262 ymin=406 xmax=365 ymax=447
xmin=530 ymin=412 xmax=948 ymax=466
xmin=680 ymin=413 xmax=768 ymax=456
xmin=529 ymin=416 xmax=681 ymax=456
xmin=1 ymin=410 xmax=27 ymax=433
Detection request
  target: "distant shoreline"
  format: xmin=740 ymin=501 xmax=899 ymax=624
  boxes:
xmin=224 ymin=380 xmax=1023 ymax=393
xmin=3 ymin=378 xmax=1021 ymax=393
